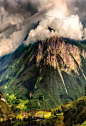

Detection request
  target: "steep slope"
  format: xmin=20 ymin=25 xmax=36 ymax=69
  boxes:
xmin=64 ymin=96 xmax=86 ymax=126
xmin=0 ymin=43 xmax=39 ymax=102
xmin=0 ymin=37 xmax=86 ymax=109
xmin=0 ymin=92 xmax=12 ymax=120
xmin=33 ymin=37 xmax=86 ymax=109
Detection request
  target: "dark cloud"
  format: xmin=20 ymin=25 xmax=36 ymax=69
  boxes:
xmin=0 ymin=23 xmax=12 ymax=33
xmin=0 ymin=0 xmax=86 ymax=57
xmin=1 ymin=0 xmax=37 ymax=17
xmin=0 ymin=5 xmax=50 ymax=57
xmin=67 ymin=0 xmax=86 ymax=26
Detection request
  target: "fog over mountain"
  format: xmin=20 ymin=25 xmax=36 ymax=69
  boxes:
xmin=0 ymin=0 xmax=86 ymax=57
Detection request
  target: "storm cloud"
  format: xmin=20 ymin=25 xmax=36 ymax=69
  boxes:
xmin=0 ymin=0 xmax=52 ymax=57
xmin=0 ymin=0 xmax=86 ymax=57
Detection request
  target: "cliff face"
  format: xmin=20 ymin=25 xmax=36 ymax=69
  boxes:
xmin=36 ymin=37 xmax=86 ymax=72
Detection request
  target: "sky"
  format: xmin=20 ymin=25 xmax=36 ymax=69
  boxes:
xmin=0 ymin=0 xmax=86 ymax=57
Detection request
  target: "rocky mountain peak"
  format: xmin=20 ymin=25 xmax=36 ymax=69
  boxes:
xmin=36 ymin=37 xmax=86 ymax=73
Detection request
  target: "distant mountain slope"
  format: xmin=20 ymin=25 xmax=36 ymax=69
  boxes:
xmin=64 ymin=96 xmax=86 ymax=126
xmin=0 ymin=92 xmax=12 ymax=120
xmin=0 ymin=37 xmax=86 ymax=109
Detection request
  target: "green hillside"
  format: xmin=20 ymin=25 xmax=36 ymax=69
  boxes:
xmin=0 ymin=39 xmax=86 ymax=110
xmin=64 ymin=96 xmax=86 ymax=126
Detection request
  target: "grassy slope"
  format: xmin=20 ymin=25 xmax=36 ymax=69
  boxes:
xmin=0 ymin=44 xmax=39 ymax=100
xmin=0 ymin=40 xmax=86 ymax=110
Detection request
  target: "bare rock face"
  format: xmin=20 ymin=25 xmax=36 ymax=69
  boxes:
xmin=36 ymin=43 xmax=43 ymax=67
xmin=82 ymin=49 xmax=86 ymax=59
xmin=36 ymin=37 xmax=85 ymax=72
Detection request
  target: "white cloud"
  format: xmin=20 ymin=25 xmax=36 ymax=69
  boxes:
xmin=0 ymin=0 xmax=86 ymax=57
xmin=24 ymin=0 xmax=85 ymax=45
xmin=25 ymin=15 xmax=84 ymax=45
xmin=50 ymin=15 xmax=83 ymax=40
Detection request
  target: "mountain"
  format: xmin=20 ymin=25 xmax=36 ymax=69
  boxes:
xmin=0 ymin=36 xmax=86 ymax=110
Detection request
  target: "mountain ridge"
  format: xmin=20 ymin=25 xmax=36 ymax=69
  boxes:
xmin=0 ymin=37 xmax=86 ymax=109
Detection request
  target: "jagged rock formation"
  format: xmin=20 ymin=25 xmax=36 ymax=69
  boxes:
xmin=36 ymin=37 xmax=86 ymax=95
xmin=36 ymin=37 xmax=85 ymax=72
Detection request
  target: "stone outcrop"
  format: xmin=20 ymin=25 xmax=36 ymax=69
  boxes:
xmin=82 ymin=49 xmax=86 ymax=59
xmin=36 ymin=37 xmax=85 ymax=72
xmin=36 ymin=43 xmax=43 ymax=67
